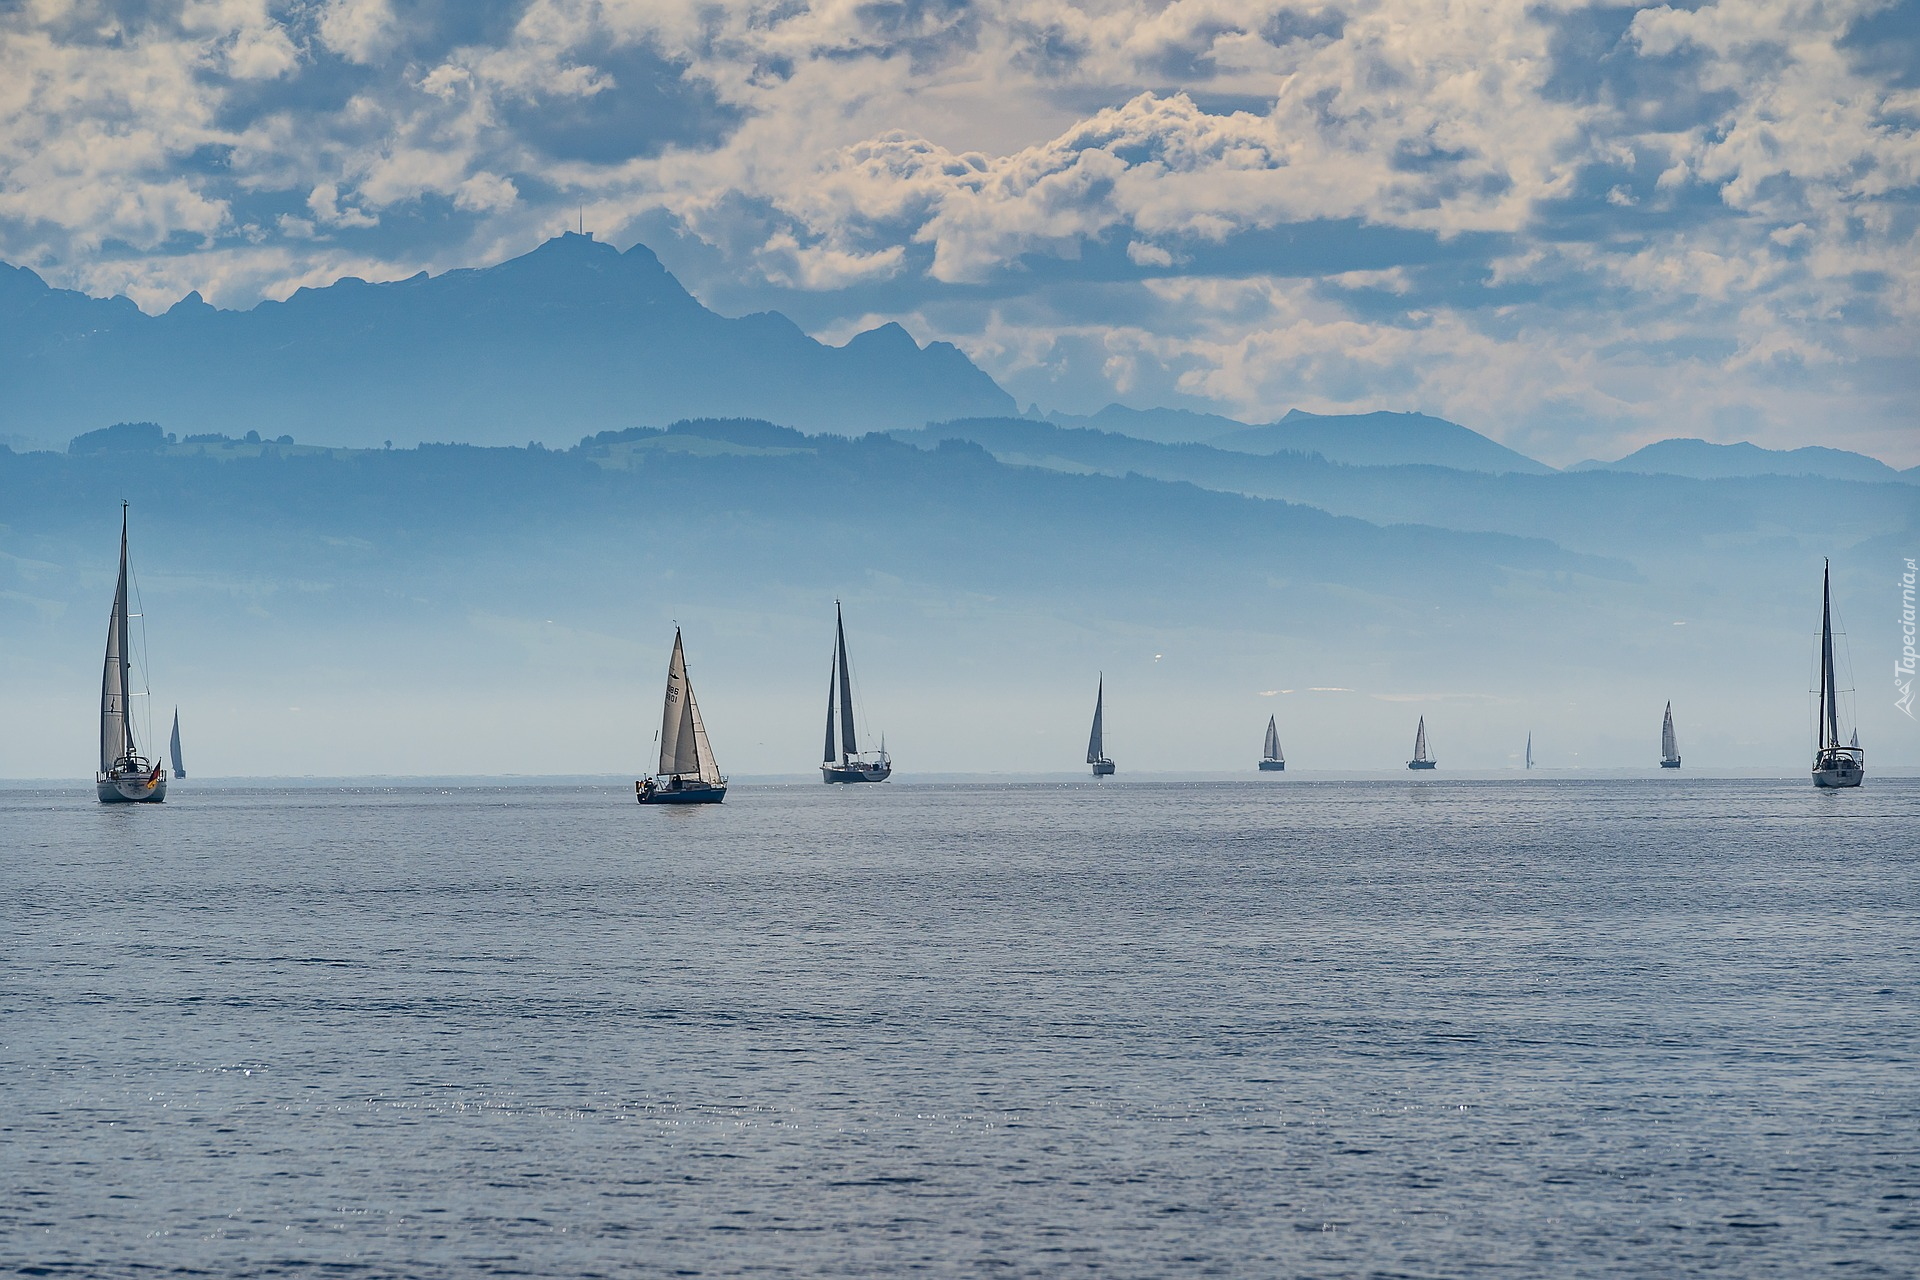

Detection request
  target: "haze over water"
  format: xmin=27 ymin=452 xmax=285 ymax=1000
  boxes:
xmin=5 ymin=778 xmax=1916 ymax=1276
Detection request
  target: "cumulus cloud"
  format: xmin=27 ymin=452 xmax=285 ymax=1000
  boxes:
xmin=316 ymin=0 xmax=397 ymax=66
xmin=0 ymin=0 xmax=1914 ymax=462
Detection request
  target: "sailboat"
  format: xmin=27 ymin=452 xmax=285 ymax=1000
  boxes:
xmin=1259 ymin=715 xmax=1285 ymax=771
xmin=821 ymin=602 xmax=891 ymax=783
xmin=1811 ymin=559 xmax=1864 ymax=789
xmin=636 ymin=628 xmax=727 ymax=804
xmin=1087 ymin=675 xmax=1115 ymax=776
xmin=1407 ymin=716 xmax=1436 ymax=770
xmin=1525 ymin=731 xmax=1533 ymax=771
xmin=169 ymin=708 xmax=186 ymax=779
xmin=1659 ymin=702 xmax=1681 ymax=768
xmin=97 ymin=504 xmax=167 ymax=804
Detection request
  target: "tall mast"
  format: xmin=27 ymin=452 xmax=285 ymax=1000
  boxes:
xmin=1820 ymin=560 xmax=1840 ymax=750
xmin=1265 ymin=715 xmax=1279 ymax=760
xmin=118 ymin=505 xmax=132 ymax=759
xmin=1414 ymin=716 xmax=1427 ymax=762
xmin=835 ymin=602 xmax=858 ymax=759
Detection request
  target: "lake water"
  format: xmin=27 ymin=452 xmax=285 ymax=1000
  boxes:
xmin=3 ymin=778 xmax=1917 ymax=1277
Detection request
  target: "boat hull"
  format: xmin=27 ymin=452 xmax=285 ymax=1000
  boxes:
xmin=1258 ymin=760 xmax=1285 ymax=772
xmin=1660 ymin=759 xmax=1681 ymax=769
xmin=1407 ymin=761 xmax=1437 ymax=770
xmin=636 ymin=779 xmax=727 ymax=805
xmin=1090 ymin=759 xmax=1115 ymax=777
xmin=822 ymin=762 xmax=891 ymax=783
xmin=1812 ymin=750 xmax=1864 ymax=789
xmin=97 ymin=773 xmax=167 ymax=804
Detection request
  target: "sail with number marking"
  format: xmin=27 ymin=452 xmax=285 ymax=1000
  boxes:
xmin=658 ymin=630 xmax=701 ymax=777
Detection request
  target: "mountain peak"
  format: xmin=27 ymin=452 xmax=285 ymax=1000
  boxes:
xmin=0 ymin=237 xmax=1015 ymax=445
xmin=842 ymin=321 xmax=921 ymax=354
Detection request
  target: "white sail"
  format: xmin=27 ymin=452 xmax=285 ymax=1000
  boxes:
xmin=1525 ymin=731 xmax=1532 ymax=770
xmin=688 ymin=683 xmax=722 ymax=784
xmin=169 ymin=708 xmax=185 ymax=779
xmin=1661 ymin=702 xmax=1679 ymax=761
xmin=1263 ymin=715 xmax=1281 ymax=761
xmin=657 ymin=630 xmax=701 ymax=777
xmin=1412 ymin=716 xmax=1429 ymax=763
xmin=1087 ymin=675 xmax=1105 ymax=763
xmin=99 ymin=512 xmax=133 ymax=773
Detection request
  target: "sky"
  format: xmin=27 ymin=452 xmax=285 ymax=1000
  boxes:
xmin=2 ymin=0 xmax=1917 ymax=466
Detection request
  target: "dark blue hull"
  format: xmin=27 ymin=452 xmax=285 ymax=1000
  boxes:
xmin=1660 ymin=759 xmax=1681 ymax=769
xmin=1091 ymin=760 xmax=1115 ymax=777
xmin=1258 ymin=760 xmax=1285 ymax=772
xmin=1407 ymin=761 xmax=1437 ymax=770
xmin=636 ymin=780 xmax=727 ymax=805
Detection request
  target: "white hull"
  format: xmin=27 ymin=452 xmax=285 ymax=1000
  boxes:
xmin=1812 ymin=750 xmax=1864 ymax=789
xmin=823 ymin=760 xmax=891 ymax=783
xmin=97 ymin=772 xmax=166 ymax=804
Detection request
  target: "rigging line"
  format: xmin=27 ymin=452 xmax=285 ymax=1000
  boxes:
xmin=847 ymin=644 xmax=878 ymax=750
xmin=129 ymin=554 xmax=156 ymax=757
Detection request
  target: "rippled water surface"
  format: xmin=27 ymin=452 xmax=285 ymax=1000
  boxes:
xmin=3 ymin=778 xmax=1918 ymax=1277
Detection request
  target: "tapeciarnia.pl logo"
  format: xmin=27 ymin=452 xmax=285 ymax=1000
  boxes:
xmin=1899 ymin=558 xmax=1917 ymax=719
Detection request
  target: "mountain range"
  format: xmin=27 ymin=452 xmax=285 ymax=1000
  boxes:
xmin=5 ymin=234 xmax=1909 ymax=484
xmin=0 ymin=233 xmax=1013 ymax=448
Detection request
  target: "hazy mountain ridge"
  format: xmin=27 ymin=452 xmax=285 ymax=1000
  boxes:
xmin=1 ymin=420 xmax=1618 ymax=614
xmin=1572 ymin=438 xmax=1919 ymax=485
xmin=0 ymin=235 xmax=1014 ymax=449
xmin=898 ymin=418 xmax=1917 ymax=563
xmin=1043 ymin=404 xmax=1554 ymax=474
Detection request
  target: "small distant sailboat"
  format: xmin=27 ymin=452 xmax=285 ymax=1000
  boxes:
xmin=636 ymin=628 xmax=727 ymax=804
xmin=1087 ymin=674 xmax=1115 ymax=776
xmin=1407 ymin=716 xmax=1436 ymax=770
xmin=169 ymin=708 xmax=186 ymax=779
xmin=1525 ymin=731 xmax=1533 ymax=771
xmin=1811 ymin=559 xmax=1864 ymax=789
xmin=1660 ymin=702 xmax=1681 ymax=768
xmin=821 ymin=602 xmax=891 ymax=783
xmin=1259 ymin=715 xmax=1285 ymax=771
xmin=97 ymin=504 xmax=166 ymax=804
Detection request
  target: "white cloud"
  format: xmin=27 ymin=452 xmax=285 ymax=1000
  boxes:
xmin=0 ymin=0 xmax=1913 ymax=462
xmin=317 ymin=0 xmax=397 ymax=66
